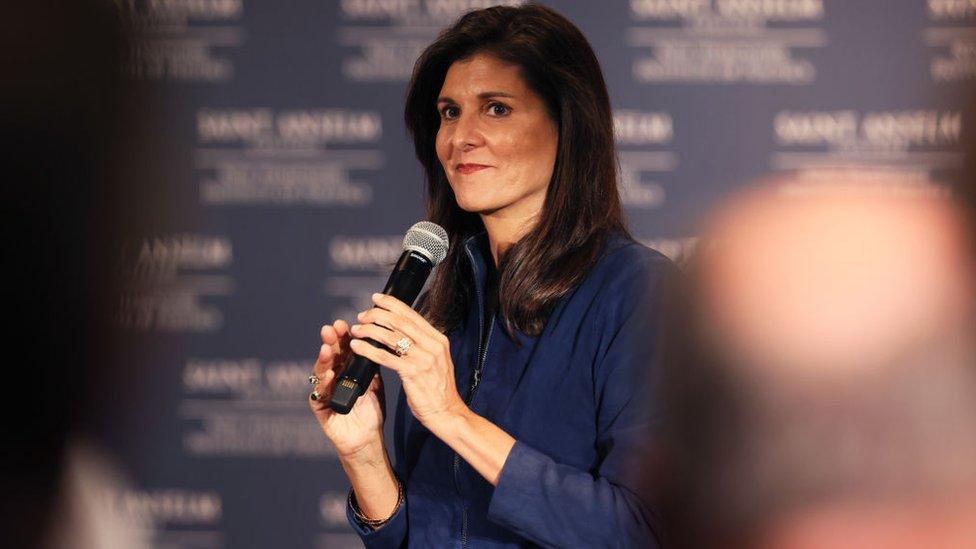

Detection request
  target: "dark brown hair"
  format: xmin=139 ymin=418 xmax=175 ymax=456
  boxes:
xmin=405 ymin=3 xmax=629 ymax=337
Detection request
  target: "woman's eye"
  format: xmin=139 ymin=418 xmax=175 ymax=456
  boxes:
xmin=441 ymin=106 xmax=460 ymax=119
xmin=487 ymin=103 xmax=510 ymax=116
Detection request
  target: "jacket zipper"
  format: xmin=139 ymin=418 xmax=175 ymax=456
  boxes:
xmin=457 ymin=244 xmax=494 ymax=549
xmin=459 ymin=316 xmax=493 ymax=549
xmin=468 ymin=318 xmax=494 ymax=403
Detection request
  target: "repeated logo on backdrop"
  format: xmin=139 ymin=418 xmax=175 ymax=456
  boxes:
xmin=120 ymin=0 xmax=245 ymax=81
xmin=114 ymin=489 xmax=223 ymax=547
xmin=195 ymin=108 xmax=383 ymax=206
xmin=180 ymin=358 xmax=328 ymax=457
xmin=117 ymin=234 xmax=234 ymax=332
xmin=927 ymin=0 xmax=976 ymax=82
xmin=770 ymin=109 xmax=965 ymax=180
xmin=614 ymin=110 xmax=674 ymax=208
xmin=337 ymin=0 xmax=522 ymax=81
xmin=326 ymin=235 xmax=403 ymax=321
xmin=626 ymin=0 xmax=825 ymax=84
xmin=111 ymin=1 xmax=975 ymax=547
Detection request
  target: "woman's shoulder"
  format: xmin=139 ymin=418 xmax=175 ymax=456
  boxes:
xmin=552 ymin=232 xmax=675 ymax=323
xmin=541 ymin=232 xmax=674 ymax=339
xmin=588 ymin=232 xmax=674 ymax=294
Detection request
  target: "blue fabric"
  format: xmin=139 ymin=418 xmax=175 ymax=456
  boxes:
xmin=348 ymin=232 xmax=670 ymax=548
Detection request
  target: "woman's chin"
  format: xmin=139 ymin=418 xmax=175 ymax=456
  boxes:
xmin=454 ymin=196 xmax=498 ymax=214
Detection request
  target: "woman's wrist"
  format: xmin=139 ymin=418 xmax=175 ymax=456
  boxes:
xmin=339 ymin=440 xmax=400 ymax=522
xmin=424 ymin=404 xmax=517 ymax=486
xmin=349 ymin=472 xmax=404 ymax=529
xmin=337 ymin=437 xmax=388 ymax=470
xmin=421 ymin=401 xmax=473 ymax=442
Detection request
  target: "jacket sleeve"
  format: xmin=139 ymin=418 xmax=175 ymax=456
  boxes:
xmin=346 ymin=491 xmax=407 ymax=548
xmin=485 ymin=253 xmax=667 ymax=548
xmin=346 ymin=386 xmax=411 ymax=548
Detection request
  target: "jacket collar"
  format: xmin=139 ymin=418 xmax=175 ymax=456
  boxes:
xmin=461 ymin=230 xmax=491 ymax=315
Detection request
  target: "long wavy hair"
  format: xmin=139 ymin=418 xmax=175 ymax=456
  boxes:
xmin=406 ymin=4 xmax=629 ymax=337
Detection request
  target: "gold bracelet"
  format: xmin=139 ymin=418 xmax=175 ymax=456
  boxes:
xmin=349 ymin=475 xmax=404 ymax=530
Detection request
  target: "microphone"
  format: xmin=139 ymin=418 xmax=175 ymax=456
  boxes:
xmin=329 ymin=221 xmax=449 ymax=414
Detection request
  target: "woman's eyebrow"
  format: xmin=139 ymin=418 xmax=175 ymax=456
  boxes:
xmin=477 ymin=91 xmax=515 ymax=99
xmin=436 ymin=91 xmax=516 ymax=104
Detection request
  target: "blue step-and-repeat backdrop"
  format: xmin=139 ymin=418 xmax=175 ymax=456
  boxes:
xmin=100 ymin=1 xmax=975 ymax=547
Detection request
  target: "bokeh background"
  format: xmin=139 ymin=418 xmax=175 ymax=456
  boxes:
xmin=8 ymin=1 xmax=976 ymax=548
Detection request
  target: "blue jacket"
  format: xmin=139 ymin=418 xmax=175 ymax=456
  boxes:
xmin=348 ymin=232 xmax=670 ymax=548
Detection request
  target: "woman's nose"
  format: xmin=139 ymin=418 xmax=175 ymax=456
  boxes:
xmin=452 ymin=112 xmax=484 ymax=151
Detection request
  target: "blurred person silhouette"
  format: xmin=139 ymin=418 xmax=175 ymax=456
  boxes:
xmin=2 ymin=2 xmax=148 ymax=548
xmin=652 ymin=174 xmax=976 ymax=549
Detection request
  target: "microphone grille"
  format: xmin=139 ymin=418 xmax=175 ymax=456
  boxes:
xmin=402 ymin=221 xmax=449 ymax=265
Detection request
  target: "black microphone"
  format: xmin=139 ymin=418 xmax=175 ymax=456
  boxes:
xmin=328 ymin=221 xmax=449 ymax=414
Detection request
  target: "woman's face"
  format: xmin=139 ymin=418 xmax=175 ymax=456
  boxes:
xmin=435 ymin=53 xmax=558 ymax=220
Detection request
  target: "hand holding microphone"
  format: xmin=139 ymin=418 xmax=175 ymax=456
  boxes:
xmin=329 ymin=221 xmax=449 ymax=414
xmin=308 ymin=220 xmax=450 ymax=456
xmin=308 ymin=317 xmax=386 ymax=459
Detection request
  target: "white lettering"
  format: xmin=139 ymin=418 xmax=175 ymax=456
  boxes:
xmin=630 ymin=0 xmax=710 ymax=19
xmin=860 ymin=111 xmax=961 ymax=146
xmin=183 ymin=359 xmax=262 ymax=393
xmin=424 ymin=0 xmax=520 ymax=18
xmin=340 ymin=0 xmax=420 ymax=19
xmin=774 ymin=110 xmax=858 ymax=145
xmin=265 ymin=361 xmax=311 ymax=393
xmin=928 ymin=0 xmax=976 ymax=19
xmin=197 ymin=109 xmax=273 ymax=142
xmin=329 ymin=236 xmax=402 ymax=270
xmin=133 ymin=235 xmax=232 ymax=273
xmin=716 ymin=0 xmax=823 ymax=20
xmin=614 ymin=111 xmax=674 ymax=145
xmin=276 ymin=110 xmax=382 ymax=143
xmin=114 ymin=490 xmax=221 ymax=524
xmin=144 ymin=0 xmax=242 ymax=19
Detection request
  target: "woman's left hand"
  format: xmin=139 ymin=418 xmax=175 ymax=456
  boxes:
xmin=348 ymin=293 xmax=468 ymax=430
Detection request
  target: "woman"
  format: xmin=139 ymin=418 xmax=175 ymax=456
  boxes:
xmin=308 ymin=5 xmax=671 ymax=547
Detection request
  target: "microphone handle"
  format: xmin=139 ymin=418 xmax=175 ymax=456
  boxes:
xmin=329 ymin=250 xmax=434 ymax=414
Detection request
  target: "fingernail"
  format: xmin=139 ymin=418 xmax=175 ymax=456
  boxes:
xmin=351 ymin=324 xmax=361 ymax=332
xmin=372 ymin=293 xmax=382 ymax=300
xmin=357 ymin=311 xmax=366 ymax=320
xmin=350 ymin=339 xmax=361 ymax=348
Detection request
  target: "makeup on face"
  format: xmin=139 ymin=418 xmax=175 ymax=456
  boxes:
xmin=434 ymin=53 xmax=558 ymax=218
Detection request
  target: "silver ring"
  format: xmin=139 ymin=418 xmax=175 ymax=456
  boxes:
xmin=310 ymin=390 xmax=322 ymax=401
xmin=395 ymin=337 xmax=412 ymax=357
xmin=309 ymin=374 xmax=320 ymax=385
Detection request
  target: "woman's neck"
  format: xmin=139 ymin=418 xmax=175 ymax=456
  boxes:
xmin=478 ymin=189 xmax=546 ymax=265
xmin=479 ymin=209 xmax=540 ymax=266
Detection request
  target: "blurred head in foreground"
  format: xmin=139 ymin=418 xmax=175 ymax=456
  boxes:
xmin=658 ymin=174 xmax=976 ymax=549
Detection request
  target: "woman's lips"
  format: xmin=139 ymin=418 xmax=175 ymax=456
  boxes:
xmin=457 ymin=163 xmax=490 ymax=175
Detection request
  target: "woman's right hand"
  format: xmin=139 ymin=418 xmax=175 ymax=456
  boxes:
xmin=309 ymin=319 xmax=386 ymax=460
